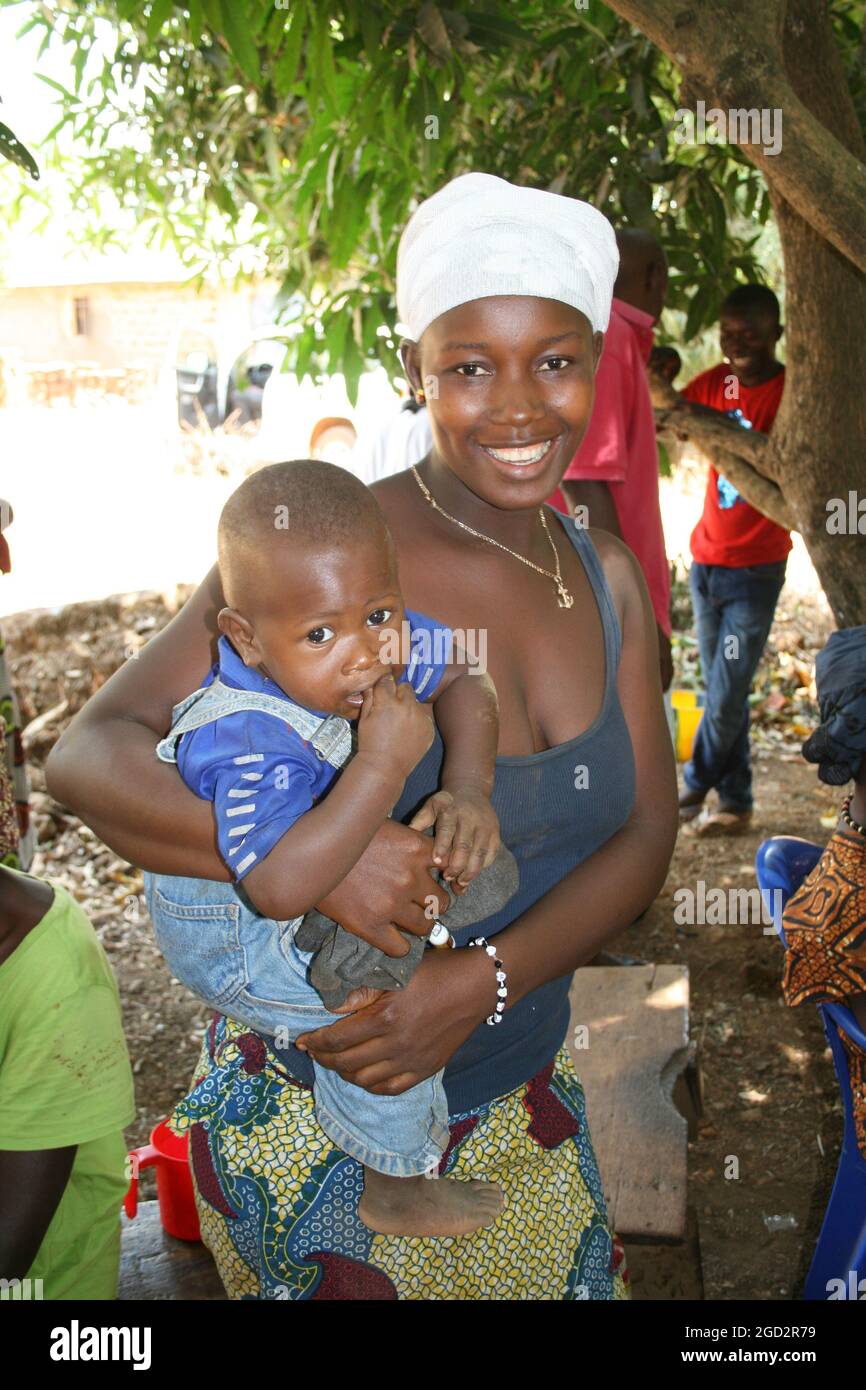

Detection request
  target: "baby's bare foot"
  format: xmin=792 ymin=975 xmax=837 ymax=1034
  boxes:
xmin=358 ymin=1168 xmax=504 ymax=1237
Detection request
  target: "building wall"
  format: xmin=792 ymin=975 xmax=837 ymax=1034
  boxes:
xmin=0 ymin=280 xmax=260 ymax=373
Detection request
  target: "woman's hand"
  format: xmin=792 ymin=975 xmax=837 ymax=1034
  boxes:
xmin=315 ymin=819 xmax=450 ymax=958
xmin=295 ymin=945 xmax=495 ymax=1093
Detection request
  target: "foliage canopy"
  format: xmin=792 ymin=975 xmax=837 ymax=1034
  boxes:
xmin=4 ymin=0 xmax=865 ymax=397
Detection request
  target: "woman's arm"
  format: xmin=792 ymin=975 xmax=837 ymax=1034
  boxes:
xmin=298 ymin=535 xmax=679 ymax=1091
xmin=46 ymin=565 xmax=229 ymax=878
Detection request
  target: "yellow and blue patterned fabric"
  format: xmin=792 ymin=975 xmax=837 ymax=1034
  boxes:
xmin=169 ymin=1015 xmax=630 ymax=1301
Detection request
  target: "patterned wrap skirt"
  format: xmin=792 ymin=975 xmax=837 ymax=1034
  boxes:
xmin=169 ymin=1015 xmax=630 ymax=1301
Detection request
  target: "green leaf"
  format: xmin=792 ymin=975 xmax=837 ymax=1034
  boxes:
xmin=263 ymin=127 xmax=282 ymax=180
xmin=0 ymin=121 xmax=39 ymax=180
xmin=360 ymin=304 xmax=381 ymax=355
xmin=684 ymin=282 xmax=713 ymax=341
xmin=186 ymin=0 xmax=204 ymax=40
xmin=464 ymin=11 xmax=532 ymax=43
xmin=43 ymin=114 xmax=71 ymax=143
xmin=72 ymin=43 xmax=88 ymax=95
xmin=277 ymin=263 xmax=304 ymax=300
xmin=36 ymin=26 xmax=54 ymax=61
xmin=247 ymin=1 xmax=273 ymax=40
xmin=698 ymin=179 xmax=727 ymax=253
xmin=14 ymin=12 xmax=42 ymax=39
xmin=265 ymin=4 xmax=288 ymax=53
xmin=294 ymin=323 xmax=318 ymax=381
xmin=627 ymin=70 xmax=649 ymax=120
xmin=200 ymin=0 xmax=223 ymax=30
xmin=318 ymin=21 xmax=338 ymax=109
xmin=324 ymin=308 xmax=349 ymax=369
xmin=274 ymin=3 xmax=306 ymax=95
xmin=212 ymin=179 xmax=238 ymax=218
xmin=342 ymin=333 xmax=364 ymax=407
xmin=217 ymin=0 xmax=260 ymax=82
xmin=359 ymin=6 xmax=381 ymax=59
xmin=306 ymin=9 xmax=338 ymax=112
xmin=329 ymin=175 xmax=371 ymax=267
xmin=146 ymin=0 xmax=174 ymax=41
xmin=36 ymin=73 xmax=77 ymax=102
xmin=620 ymin=178 xmax=654 ymax=228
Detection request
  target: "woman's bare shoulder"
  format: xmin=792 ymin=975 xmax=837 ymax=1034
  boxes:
xmin=370 ymin=469 xmax=421 ymax=526
xmin=585 ymin=526 xmax=648 ymax=626
xmin=370 ymin=469 xmax=416 ymax=501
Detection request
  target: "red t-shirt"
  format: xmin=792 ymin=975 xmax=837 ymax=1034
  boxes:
xmin=683 ymin=363 xmax=791 ymax=567
xmin=548 ymin=300 xmax=671 ymax=635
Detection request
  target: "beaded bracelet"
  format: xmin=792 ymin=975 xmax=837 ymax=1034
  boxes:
xmin=841 ymin=794 xmax=866 ymax=838
xmin=468 ymin=936 xmax=507 ymax=1025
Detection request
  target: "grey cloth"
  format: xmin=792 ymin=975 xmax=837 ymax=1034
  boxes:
xmin=295 ymin=841 xmax=519 ymax=1010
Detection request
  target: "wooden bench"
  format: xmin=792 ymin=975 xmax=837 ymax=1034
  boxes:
xmin=120 ymin=962 xmax=699 ymax=1299
xmin=118 ymin=1204 xmax=226 ymax=1301
xmin=567 ymin=963 xmax=697 ymax=1244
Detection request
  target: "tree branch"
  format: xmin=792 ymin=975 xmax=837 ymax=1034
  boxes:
xmin=651 ymin=386 xmax=772 ymax=467
xmin=649 ymin=373 xmax=791 ymax=526
xmin=654 ymin=405 xmax=793 ymax=531
xmin=605 ymin=0 xmax=866 ymax=275
xmin=736 ymin=83 xmax=866 ymax=275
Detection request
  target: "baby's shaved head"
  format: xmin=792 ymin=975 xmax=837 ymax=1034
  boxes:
xmin=218 ymin=459 xmax=392 ymax=612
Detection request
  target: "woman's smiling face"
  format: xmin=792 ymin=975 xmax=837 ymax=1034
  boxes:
xmin=402 ymin=295 xmax=603 ymax=509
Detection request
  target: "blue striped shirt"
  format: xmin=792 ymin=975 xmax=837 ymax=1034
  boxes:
xmin=176 ymin=611 xmax=451 ymax=881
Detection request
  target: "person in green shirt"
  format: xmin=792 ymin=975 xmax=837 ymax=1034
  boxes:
xmin=0 ymin=863 xmax=135 ymax=1300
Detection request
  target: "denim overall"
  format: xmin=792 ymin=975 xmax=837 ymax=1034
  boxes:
xmin=144 ymin=680 xmax=449 ymax=1177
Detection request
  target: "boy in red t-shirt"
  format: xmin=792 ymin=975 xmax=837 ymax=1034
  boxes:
xmin=678 ymin=284 xmax=790 ymax=834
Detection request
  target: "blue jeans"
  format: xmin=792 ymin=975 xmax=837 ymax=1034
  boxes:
xmin=683 ymin=560 xmax=786 ymax=811
xmin=143 ymin=872 xmax=449 ymax=1177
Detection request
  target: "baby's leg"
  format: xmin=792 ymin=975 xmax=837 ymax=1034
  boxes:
xmin=359 ymin=1167 xmax=503 ymax=1237
xmin=313 ymin=1061 xmax=504 ymax=1236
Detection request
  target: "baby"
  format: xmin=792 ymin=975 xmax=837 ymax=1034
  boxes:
xmin=145 ymin=460 xmax=516 ymax=1236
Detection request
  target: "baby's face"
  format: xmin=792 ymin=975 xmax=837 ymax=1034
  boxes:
xmin=242 ymin=538 xmax=406 ymax=718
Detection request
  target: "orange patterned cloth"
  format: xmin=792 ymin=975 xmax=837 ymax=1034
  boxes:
xmin=781 ymin=826 xmax=866 ymax=1158
xmin=838 ymin=1026 xmax=866 ymax=1158
xmin=781 ymin=827 xmax=866 ymax=1007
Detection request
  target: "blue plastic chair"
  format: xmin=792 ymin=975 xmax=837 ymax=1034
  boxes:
xmin=756 ymin=836 xmax=866 ymax=1301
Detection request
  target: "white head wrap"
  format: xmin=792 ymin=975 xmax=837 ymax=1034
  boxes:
xmin=396 ymin=172 xmax=619 ymax=342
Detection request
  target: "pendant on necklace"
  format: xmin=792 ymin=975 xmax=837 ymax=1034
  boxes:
xmin=556 ymin=582 xmax=574 ymax=609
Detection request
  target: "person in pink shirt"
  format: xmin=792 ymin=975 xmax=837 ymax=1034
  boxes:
xmin=549 ymin=229 xmax=672 ymax=689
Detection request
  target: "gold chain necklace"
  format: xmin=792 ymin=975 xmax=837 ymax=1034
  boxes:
xmin=410 ymin=467 xmax=574 ymax=609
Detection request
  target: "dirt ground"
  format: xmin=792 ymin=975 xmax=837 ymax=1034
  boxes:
xmin=4 ymin=582 xmax=842 ymax=1302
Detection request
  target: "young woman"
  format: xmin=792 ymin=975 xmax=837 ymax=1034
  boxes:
xmin=48 ymin=173 xmax=678 ymax=1300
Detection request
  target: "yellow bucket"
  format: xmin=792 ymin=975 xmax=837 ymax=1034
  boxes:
xmin=671 ymin=688 xmax=704 ymax=762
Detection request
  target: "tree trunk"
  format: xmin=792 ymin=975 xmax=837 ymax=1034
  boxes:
xmin=606 ymin=0 xmax=866 ymax=626
xmin=768 ymin=0 xmax=866 ymax=627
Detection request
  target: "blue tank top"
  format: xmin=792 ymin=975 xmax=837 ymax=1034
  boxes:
xmin=274 ymin=518 xmax=636 ymax=1112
